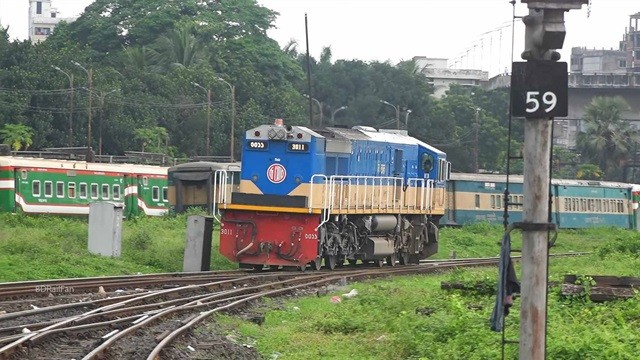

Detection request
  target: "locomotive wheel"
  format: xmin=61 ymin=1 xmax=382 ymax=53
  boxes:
xmin=324 ymin=255 xmax=337 ymax=270
xmin=399 ymin=252 xmax=410 ymax=265
xmin=310 ymin=257 xmax=322 ymax=271
xmin=374 ymin=259 xmax=385 ymax=268
xmin=298 ymin=264 xmax=307 ymax=272
xmin=386 ymin=253 xmax=397 ymax=267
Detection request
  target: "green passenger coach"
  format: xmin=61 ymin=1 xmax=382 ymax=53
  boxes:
xmin=0 ymin=156 xmax=169 ymax=217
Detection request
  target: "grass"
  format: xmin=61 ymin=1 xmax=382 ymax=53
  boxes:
xmin=2 ymin=215 xmax=639 ymax=358
xmin=0 ymin=211 xmax=236 ymax=282
xmin=214 ymin=223 xmax=640 ymax=360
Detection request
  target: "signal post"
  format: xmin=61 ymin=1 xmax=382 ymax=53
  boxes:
xmin=512 ymin=1 xmax=589 ymax=359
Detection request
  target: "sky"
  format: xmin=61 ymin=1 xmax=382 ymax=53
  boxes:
xmin=0 ymin=0 xmax=638 ymax=76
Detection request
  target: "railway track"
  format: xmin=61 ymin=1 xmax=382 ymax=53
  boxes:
xmin=0 ymin=254 xmax=584 ymax=359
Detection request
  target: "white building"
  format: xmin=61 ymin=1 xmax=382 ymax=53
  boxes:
xmin=413 ymin=56 xmax=488 ymax=98
xmin=28 ymin=0 xmax=75 ymax=43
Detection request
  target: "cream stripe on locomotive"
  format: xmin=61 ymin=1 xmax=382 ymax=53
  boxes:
xmin=230 ymin=176 xmax=446 ymax=215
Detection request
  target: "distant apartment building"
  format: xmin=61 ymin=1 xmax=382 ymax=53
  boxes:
xmin=413 ymin=57 xmax=488 ymax=98
xmin=28 ymin=0 xmax=75 ymax=43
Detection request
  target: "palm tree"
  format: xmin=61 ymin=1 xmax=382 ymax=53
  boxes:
xmin=152 ymin=23 xmax=203 ymax=72
xmin=576 ymin=96 xmax=638 ymax=181
xmin=0 ymin=123 xmax=34 ymax=151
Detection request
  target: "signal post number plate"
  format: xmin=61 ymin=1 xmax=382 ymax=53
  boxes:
xmin=511 ymin=61 xmax=568 ymax=118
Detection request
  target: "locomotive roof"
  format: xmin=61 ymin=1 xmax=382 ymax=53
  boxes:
xmin=450 ymin=172 xmax=637 ymax=189
xmin=320 ymin=126 xmax=445 ymax=155
xmin=0 ymin=156 xmax=168 ymax=175
xmin=168 ymin=161 xmax=241 ymax=173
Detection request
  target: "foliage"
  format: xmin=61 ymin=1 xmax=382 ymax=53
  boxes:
xmin=576 ymin=96 xmax=638 ymax=181
xmin=576 ymin=163 xmax=604 ymax=180
xmin=0 ymin=123 xmax=33 ymax=150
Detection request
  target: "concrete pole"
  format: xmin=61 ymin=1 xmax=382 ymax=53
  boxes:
xmin=520 ymin=118 xmax=551 ymax=360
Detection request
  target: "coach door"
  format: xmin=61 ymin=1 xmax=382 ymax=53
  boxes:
xmin=122 ymin=174 xmax=137 ymax=217
xmin=11 ymin=168 xmax=26 ymax=212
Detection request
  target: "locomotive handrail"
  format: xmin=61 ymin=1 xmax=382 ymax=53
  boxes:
xmin=308 ymin=175 xmax=437 ymax=223
xmin=310 ymin=175 xmax=331 ymax=229
xmin=212 ymin=169 xmax=229 ymax=223
xmin=407 ymin=178 xmax=435 ymax=211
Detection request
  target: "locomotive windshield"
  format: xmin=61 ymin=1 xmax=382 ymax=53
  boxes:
xmin=421 ymin=153 xmax=434 ymax=172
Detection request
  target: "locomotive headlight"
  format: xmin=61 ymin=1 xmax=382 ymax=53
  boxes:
xmin=295 ymin=176 xmax=302 ymax=184
xmin=252 ymin=175 xmax=258 ymax=182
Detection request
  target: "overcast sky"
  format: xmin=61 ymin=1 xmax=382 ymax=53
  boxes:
xmin=1 ymin=0 xmax=638 ymax=76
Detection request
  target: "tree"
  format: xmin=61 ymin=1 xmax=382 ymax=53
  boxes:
xmin=0 ymin=123 xmax=34 ymax=151
xmin=134 ymin=127 xmax=169 ymax=153
xmin=576 ymin=96 xmax=638 ymax=181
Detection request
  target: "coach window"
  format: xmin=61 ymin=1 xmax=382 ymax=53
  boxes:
xmin=79 ymin=183 xmax=88 ymax=199
xmin=475 ymin=194 xmax=480 ymax=209
xmin=32 ymin=180 xmax=41 ymax=197
xmin=490 ymin=195 xmax=496 ymax=209
xmin=44 ymin=181 xmax=53 ymax=198
xmin=162 ymin=187 xmax=168 ymax=202
xmin=113 ymin=184 xmax=121 ymax=200
xmin=152 ymin=186 xmax=160 ymax=202
xmin=618 ymin=200 xmax=624 ymax=213
xmin=90 ymin=184 xmax=99 ymax=199
xmin=56 ymin=181 xmax=64 ymax=198
xmin=102 ymin=184 xmax=110 ymax=200
xmin=68 ymin=183 xmax=76 ymax=199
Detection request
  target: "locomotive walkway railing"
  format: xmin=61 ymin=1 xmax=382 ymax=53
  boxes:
xmin=211 ymin=170 xmax=230 ymax=222
xmin=310 ymin=175 xmax=437 ymax=229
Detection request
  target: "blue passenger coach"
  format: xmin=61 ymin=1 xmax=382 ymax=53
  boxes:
xmin=444 ymin=173 xmax=639 ymax=229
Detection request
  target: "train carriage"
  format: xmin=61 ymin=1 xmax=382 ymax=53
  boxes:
xmin=167 ymin=161 xmax=241 ymax=214
xmin=217 ymin=121 xmax=450 ymax=270
xmin=0 ymin=156 xmax=169 ymax=217
xmin=444 ymin=173 xmax=639 ymax=229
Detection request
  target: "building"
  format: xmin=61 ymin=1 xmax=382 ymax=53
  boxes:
xmin=413 ymin=56 xmax=488 ymax=98
xmin=622 ymin=12 xmax=640 ymax=72
xmin=28 ymin=0 xmax=76 ymax=43
xmin=486 ymin=11 xmax=640 ymax=150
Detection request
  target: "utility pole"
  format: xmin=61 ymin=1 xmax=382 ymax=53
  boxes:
xmin=192 ymin=82 xmax=212 ymax=156
xmin=214 ymin=76 xmax=236 ymax=161
xmin=473 ymin=108 xmax=480 ymax=173
xmin=72 ymin=61 xmax=93 ymax=161
xmin=52 ymin=66 xmax=74 ymax=147
xmin=513 ymin=1 xmax=588 ymax=359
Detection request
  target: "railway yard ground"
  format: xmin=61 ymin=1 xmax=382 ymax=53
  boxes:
xmin=1 ymin=214 xmax=640 ymax=359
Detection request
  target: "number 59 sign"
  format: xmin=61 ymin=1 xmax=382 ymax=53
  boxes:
xmin=511 ymin=61 xmax=568 ymax=118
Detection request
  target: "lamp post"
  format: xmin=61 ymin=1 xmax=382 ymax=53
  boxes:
xmin=51 ymin=65 xmax=74 ymax=147
xmin=379 ymin=100 xmax=400 ymax=130
xmin=303 ymin=94 xmax=323 ymax=126
xmin=192 ymin=82 xmax=212 ymax=156
xmin=98 ymin=89 xmax=119 ymax=156
xmin=331 ymin=106 xmax=348 ymax=124
xmin=405 ymin=109 xmax=412 ymax=129
xmin=214 ymin=77 xmax=236 ymax=162
xmin=473 ymin=107 xmax=481 ymax=173
xmin=72 ymin=61 xmax=93 ymax=161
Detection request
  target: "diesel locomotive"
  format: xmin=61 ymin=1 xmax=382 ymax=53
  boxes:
xmin=215 ymin=120 xmax=450 ymax=270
